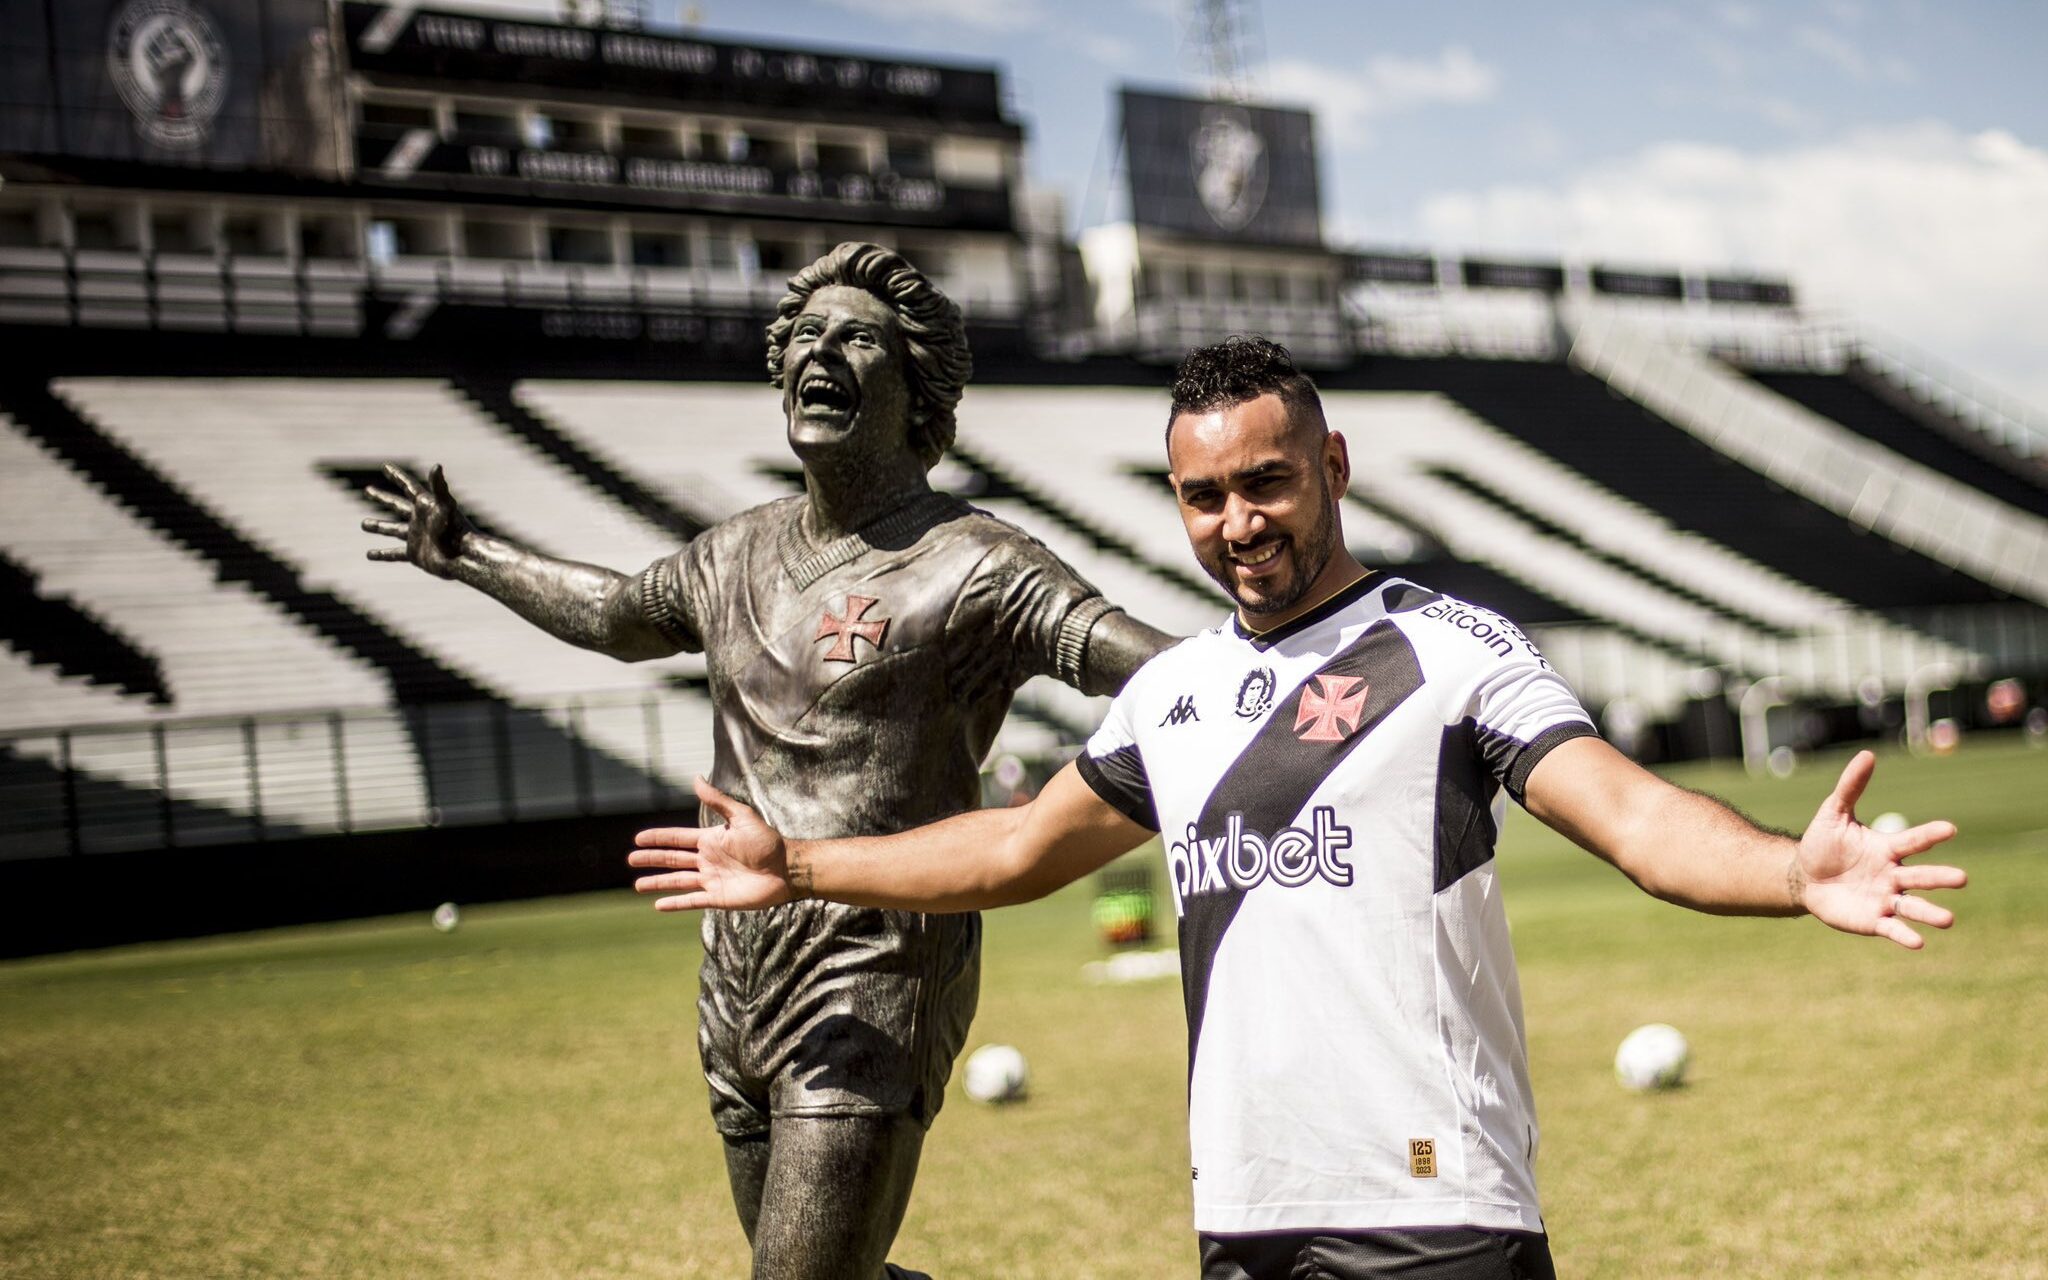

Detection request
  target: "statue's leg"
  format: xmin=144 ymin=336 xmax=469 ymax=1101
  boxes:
xmin=699 ymin=909 xmax=775 ymax=1242
xmin=721 ymin=1131 xmax=771 ymax=1244
xmin=733 ymin=905 xmax=980 ymax=1278
xmin=747 ymin=1112 xmax=929 ymax=1280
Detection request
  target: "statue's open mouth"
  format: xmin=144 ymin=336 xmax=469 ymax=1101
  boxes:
xmin=798 ymin=376 xmax=855 ymax=416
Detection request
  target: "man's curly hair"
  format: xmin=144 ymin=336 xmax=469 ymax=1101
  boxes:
xmin=1166 ymin=335 xmax=1327 ymax=446
xmin=765 ymin=242 xmax=972 ymax=470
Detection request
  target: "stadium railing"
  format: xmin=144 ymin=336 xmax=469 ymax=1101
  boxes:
xmin=0 ymin=244 xmax=1028 ymax=340
xmin=1704 ymin=315 xmax=2048 ymax=464
xmin=1847 ymin=324 xmax=2048 ymax=463
xmin=0 ymin=688 xmax=715 ymax=862
xmin=1343 ymin=286 xmax=1562 ymax=362
xmin=1130 ymin=299 xmax=1350 ymax=368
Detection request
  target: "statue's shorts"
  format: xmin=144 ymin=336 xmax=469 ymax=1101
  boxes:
xmin=696 ymin=900 xmax=982 ymax=1138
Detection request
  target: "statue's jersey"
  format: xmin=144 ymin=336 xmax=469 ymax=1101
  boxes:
xmin=641 ymin=491 xmax=1113 ymax=1135
xmin=646 ymin=492 xmax=1110 ymax=836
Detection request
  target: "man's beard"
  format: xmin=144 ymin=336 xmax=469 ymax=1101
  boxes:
xmin=1200 ymin=474 xmax=1342 ymax=620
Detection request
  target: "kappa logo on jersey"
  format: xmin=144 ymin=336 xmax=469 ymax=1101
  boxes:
xmin=1167 ymin=807 xmax=1355 ymax=901
xmin=815 ymin=594 xmax=889 ymax=663
xmin=1294 ymin=674 xmax=1368 ymax=742
xmin=1159 ymin=695 xmax=1201 ymax=727
xmin=1234 ymin=667 xmax=1276 ymax=720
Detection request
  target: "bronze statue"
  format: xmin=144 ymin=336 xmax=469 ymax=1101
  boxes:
xmin=363 ymin=242 xmax=1172 ymax=1278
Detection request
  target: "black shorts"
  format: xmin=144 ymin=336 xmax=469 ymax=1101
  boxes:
xmin=696 ymin=900 xmax=980 ymax=1138
xmin=1199 ymin=1228 xmax=1555 ymax=1280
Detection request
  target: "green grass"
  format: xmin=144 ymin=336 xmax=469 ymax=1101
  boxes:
xmin=2 ymin=740 xmax=2043 ymax=1277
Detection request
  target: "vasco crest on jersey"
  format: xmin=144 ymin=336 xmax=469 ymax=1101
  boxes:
xmin=1234 ymin=666 xmax=1275 ymax=720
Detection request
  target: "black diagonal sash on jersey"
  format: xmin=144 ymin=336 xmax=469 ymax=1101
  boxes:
xmin=1179 ymin=620 xmax=1426 ymax=1079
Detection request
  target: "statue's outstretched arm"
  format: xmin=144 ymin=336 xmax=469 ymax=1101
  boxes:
xmin=361 ymin=463 xmax=682 ymax=662
xmin=1075 ymin=608 xmax=1174 ymax=697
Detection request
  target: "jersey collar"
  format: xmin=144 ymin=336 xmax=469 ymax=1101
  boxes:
xmin=778 ymin=491 xmax=969 ymax=591
xmin=1231 ymin=570 xmax=1384 ymax=651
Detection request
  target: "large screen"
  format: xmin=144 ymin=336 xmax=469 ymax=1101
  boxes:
xmin=0 ymin=0 xmax=341 ymax=176
xmin=1119 ymin=87 xmax=1322 ymax=249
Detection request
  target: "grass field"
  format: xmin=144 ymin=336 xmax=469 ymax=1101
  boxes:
xmin=3 ymin=740 xmax=2044 ymax=1278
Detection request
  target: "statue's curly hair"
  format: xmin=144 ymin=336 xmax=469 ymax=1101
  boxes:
xmin=765 ymin=242 xmax=972 ymax=470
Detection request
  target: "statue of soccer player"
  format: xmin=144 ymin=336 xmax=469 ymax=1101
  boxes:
xmin=361 ymin=242 xmax=1173 ymax=1278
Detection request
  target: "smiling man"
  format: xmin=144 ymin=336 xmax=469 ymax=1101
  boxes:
xmin=629 ymin=336 xmax=1967 ymax=1280
xmin=362 ymin=242 xmax=1171 ymax=1279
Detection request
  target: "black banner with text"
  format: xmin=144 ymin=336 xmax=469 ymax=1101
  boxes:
xmin=341 ymin=2 xmax=1010 ymax=128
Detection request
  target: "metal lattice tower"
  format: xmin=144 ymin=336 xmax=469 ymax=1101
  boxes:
xmin=1183 ymin=0 xmax=1262 ymax=102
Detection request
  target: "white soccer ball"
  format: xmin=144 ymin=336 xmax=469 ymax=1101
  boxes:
xmin=431 ymin=902 xmax=461 ymax=933
xmin=1614 ymin=1023 xmax=1689 ymax=1092
xmin=962 ymin=1043 xmax=1030 ymax=1104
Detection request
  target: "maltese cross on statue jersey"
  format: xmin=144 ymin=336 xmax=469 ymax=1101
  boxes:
xmin=816 ymin=594 xmax=890 ymax=663
xmin=1294 ymin=674 xmax=1368 ymax=742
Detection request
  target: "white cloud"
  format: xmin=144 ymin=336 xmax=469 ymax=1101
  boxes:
xmin=1266 ymin=46 xmax=1499 ymax=148
xmin=1413 ymin=123 xmax=2048 ymax=411
xmin=1795 ymin=24 xmax=1872 ymax=77
xmin=1794 ymin=24 xmax=1911 ymax=83
xmin=817 ymin=0 xmax=1040 ymax=31
xmin=1749 ymin=94 xmax=1823 ymax=130
xmin=1072 ymin=30 xmax=1133 ymax=66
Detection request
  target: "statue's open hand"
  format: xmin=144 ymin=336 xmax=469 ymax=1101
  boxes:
xmin=362 ymin=463 xmax=473 ymax=579
xmin=630 ymin=777 xmax=800 ymax=912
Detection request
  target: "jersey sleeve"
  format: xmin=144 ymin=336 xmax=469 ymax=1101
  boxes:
xmin=634 ymin=546 xmax=704 ymax=654
xmin=954 ymin=530 xmax=1117 ymax=689
xmin=1074 ymin=683 xmax=1159 ymax=831
xmin=1466 ymin=657 xmax=1597 ymax=803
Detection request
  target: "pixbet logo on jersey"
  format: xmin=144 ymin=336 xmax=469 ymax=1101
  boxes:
xmin=1166 ymin=807 xmax=1355 ymax=903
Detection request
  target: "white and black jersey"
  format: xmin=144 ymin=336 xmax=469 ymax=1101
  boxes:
xmin=1075 ymin=573 xmax=1596 ymax=1237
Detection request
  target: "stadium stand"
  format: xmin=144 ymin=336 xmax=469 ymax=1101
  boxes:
xmin=1746 ymin=367 xmax=2048 ymax=521
xmin=1328 ymin=355 xmax=2011 ymax=609
xmin=2 ymin=357 xmax=2033 ymax=859
xmin=48 ymin=377 xmax=692 ymax=700
xmin=0 ymin=548 xmax=168 ymax=707
xmin=1569 ymin=315 xmax=2048 ymax=608
xmin=0 ymin=415 xmax=391 ymax=723
xmin=1325 ymin=386 xmax=1977 ymax=707
xmin=454 ymin=375 xmax=711 ymax=542
xmin=0 ymin=377 xmax=486 ymax=705
xmin=515 ymin=381 xmax=807 ymax=526
xmin=3 ymin=0 xmax=2042 ymax=949
xmin=0 ymin=377 xmax=724 ymax=855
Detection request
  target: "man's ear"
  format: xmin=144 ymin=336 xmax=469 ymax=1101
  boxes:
xmin=1325 ymin=430 xmax=1352 ymax=493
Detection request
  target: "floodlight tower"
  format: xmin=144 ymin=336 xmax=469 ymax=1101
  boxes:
xmin=1184 ymin=0 xmax=1262 ymax=103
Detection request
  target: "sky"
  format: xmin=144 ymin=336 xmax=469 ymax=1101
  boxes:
xmin=606 ymin=0 xmax=2046 ymax=415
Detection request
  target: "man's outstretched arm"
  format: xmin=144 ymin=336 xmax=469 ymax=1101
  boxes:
xmin=362 ymin=463 xmax=681 ymax=662
xmin=629 ymin=764 xmax=1153 ymax=913
xmin=1524 ymin=738 xmax=1965 ymax=948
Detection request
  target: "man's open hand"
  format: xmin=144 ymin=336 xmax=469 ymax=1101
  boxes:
xmin=629 ymin=777 xmax=800 ymax=911
xmin=1796 ymin=750 xmax=1966 ymax=949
